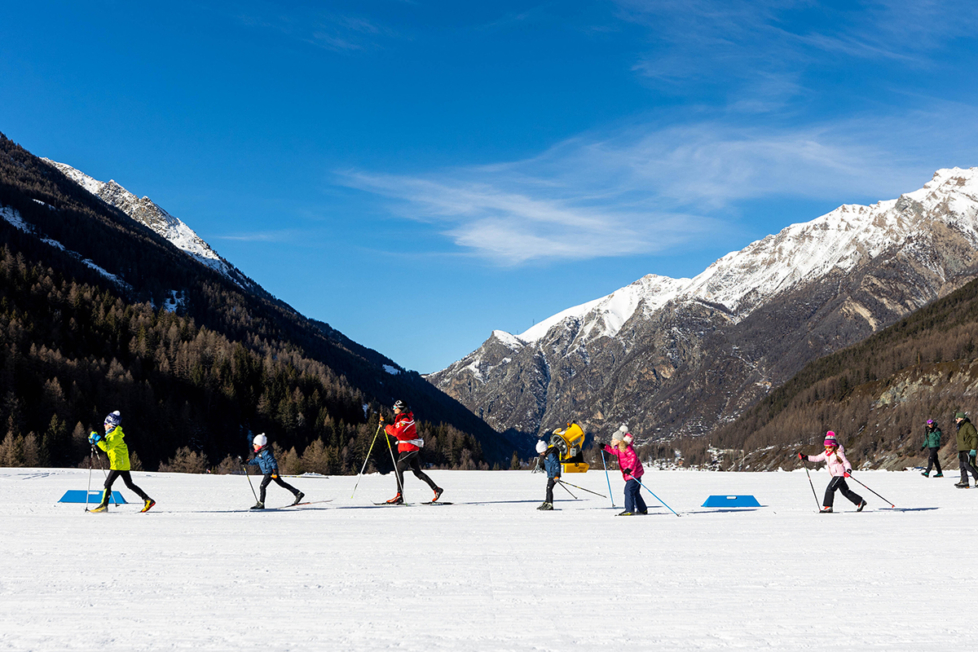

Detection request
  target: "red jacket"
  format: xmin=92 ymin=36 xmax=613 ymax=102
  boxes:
xmin=385 ymin=411 xmax=422 ymax=453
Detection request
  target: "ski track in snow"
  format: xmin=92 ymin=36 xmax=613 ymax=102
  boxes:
xmin=0 ymin=468 xmax=972 ymax=651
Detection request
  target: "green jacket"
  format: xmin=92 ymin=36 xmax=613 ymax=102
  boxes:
xmin=922 ymin=427 xmax=941 ymax=449
xmin=955 ymin=419 xmax=978 ymax=452
xmin=96 ymin=426 xmax=131 ymax=471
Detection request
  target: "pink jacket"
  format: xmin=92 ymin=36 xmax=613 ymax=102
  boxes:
xmin=603 ymin=444 xmax=644 ymax=481
xmin=806 ymin=446 xmax=852 ymax=477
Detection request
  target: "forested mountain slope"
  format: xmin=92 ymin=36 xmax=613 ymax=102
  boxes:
xmin=0 ymin=132 xmax=515 ymax=470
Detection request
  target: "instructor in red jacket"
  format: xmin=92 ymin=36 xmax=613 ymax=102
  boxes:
xmin=381 ymin=400 xmax=444 ymax=504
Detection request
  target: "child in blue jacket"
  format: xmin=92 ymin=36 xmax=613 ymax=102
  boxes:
xmin=536 ymin=439 xmax=561 ymax=511
xmin=244 ymin=433 xmax=303 ymax=509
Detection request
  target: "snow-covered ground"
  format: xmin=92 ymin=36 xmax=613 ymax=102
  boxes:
xmin=0 ymin=467 xmax=971 ymax=651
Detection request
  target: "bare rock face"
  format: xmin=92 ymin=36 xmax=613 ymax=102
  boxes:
xmin=428 ymin=168 xmax=978 ymax=442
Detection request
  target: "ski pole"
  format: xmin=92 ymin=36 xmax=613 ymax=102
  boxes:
xmin=240 ymin=459 xmax=259 ymax=503
xmin=85 ymin=446 xmax=95 ymax=512
xmin=800 ymin=456 xmax=821 ymax=511
xmin=634 ymin=477 xmax=681 ymax=517
xmin=846 ymin=473 xmax=895 ymax=508
xmin=383 ymin=421 xmax=403 ymax=496
xmin=351 ymin=424 xmax=384 ymax=498
xmin=558 ymin=479 xmax=607 ymax=499
xmin=599 ymin=447 xmax=616 ymax=508
xmin=556 ymin=480 xmax=578 ymax=499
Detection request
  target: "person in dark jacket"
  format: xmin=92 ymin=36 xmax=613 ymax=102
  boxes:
xmin=244 ymin=433 xmax=303 ymax=509
xmin=536 ymin=439 xmax=561 ymax=511
xmin=953 ymin=412 xmax=978 ymax=488
xmin=381 ymin=400 xmax=443 ymax=504
xmin=920 ymin=419 xmax=943 ymax=477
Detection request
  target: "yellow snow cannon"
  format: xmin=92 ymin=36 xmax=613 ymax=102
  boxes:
xmin=549 ymin=422 xmax=589 ymax=473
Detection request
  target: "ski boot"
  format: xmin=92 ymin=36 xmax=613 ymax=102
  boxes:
xmin=536 ymin=502 xmax=553 ymax=511
xmin=617 ymin=510 xmax=634 ymax=516
xmin=90 ymin=502 xmax=109 ymax=513
xmin=386 ymin=493 xmax=404 ymax=505
xmin=291 ymin=492 xmax=305 ymax=506
xmin=638 ymin=509 xmax=649 ymax=515
xmin=250 ymin=501 xmax=265 ymax=509
xmin=856 ymin=500 xmax=867 ymax=512
xmin=432 ymin=487 xmax=444 ymax=503
xmin=141 ymin=499 xmax=156 ymax=513
xmin=820 ymin=506 xmax=833 ymax=513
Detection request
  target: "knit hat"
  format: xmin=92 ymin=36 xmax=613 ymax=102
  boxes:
xmin=926 ymin=419 xmax=935 ymax=426
xmin=253 ymin=433 xmax=268 ymax=448
xmin=536 ymin=440 xmax=548 ymax=454
xmin=622 ymin=433 xmax=634 ymax=445
xmin=956 ymin=412 xmax=967 ymax=420
xmin=823 ymin=431 xmax=838 ymax=447
xmin=103 ymin=411 xmax=121 ymax=429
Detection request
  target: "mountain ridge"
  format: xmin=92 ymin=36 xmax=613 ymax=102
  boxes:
xmin=429 ymin=167 xmax=978 ymax=444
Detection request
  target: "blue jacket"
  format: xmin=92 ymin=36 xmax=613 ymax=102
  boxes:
xmin=543 ymin=448 xmax=561 ymax=479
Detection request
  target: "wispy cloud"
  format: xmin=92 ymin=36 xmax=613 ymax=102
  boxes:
xmin=236 ymin=3 xmax=396 ymax=53
xmin=339 ymin=99 xmax=978 ymax=266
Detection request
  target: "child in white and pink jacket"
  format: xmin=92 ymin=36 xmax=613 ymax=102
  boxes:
xmin=797 ymin=431 xmax=866 ymax=513
xmin=601 ymin=432 xmax=647 ymax=516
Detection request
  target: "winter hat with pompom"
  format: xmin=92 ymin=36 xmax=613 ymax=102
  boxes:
xmin=536 ymin=440 xmax=548 ymax=454
xmin=253 ymin=433 xmax=268 ymax=448
xmin=823 ymin=431 xmax=838 ymax=447
xmin=103 ymin=411 xmax=121 ymax=429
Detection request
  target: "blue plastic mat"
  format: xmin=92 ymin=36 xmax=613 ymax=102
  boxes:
xmin=702 ymin=495 xmax=760 ymax=508
xmin=59 ymin=490 xmax=127 ymax=504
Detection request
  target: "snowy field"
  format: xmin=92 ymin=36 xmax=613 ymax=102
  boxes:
xmin=0 ymin=466 xmax=973 ymax=651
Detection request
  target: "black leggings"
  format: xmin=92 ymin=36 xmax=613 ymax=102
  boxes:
xmin=260 ymin=473 xmax=299 ymax=502
xmin=103 ymin=470 xmax=150 ymax=502
xmin=395 ymin=450 xmax=438 ymax=493
xmin=925 ymin=448 xmax=942 ymax=474
xmin=823 ymin=476 xmax=862 ymax=508
xmin=546 ymin=477 xmax=557 ymax=503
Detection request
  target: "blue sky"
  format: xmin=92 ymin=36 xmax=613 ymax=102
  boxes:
xmin=3 ymin=1 xmax=978 ymax=373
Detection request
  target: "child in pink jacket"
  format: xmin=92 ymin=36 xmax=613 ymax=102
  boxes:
xmin=797 ymin=431 xmax=866 ymax=513
xmin=601 ymin=432 xmax=647 ymax=516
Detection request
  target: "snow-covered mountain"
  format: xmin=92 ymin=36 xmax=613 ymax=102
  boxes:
xmin=429 ymin=167 xmax=978 ymax=442
xmin=42 ymin=159 xmax=257 ymax=292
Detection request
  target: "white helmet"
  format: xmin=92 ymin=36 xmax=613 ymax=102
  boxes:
xmin=253 ymin=433 xmax=268 ymax=448
xmin=536 ymin=440 xmax=548 ymax=454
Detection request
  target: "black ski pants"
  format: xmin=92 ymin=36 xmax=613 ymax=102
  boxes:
xmin=260 ymin=473 xmax=299 ymax=503
xmin=545 ymin=477 xmax=558 ymax=503
xmin=957 ymin=451 xmax=978 ymax=483
xmin=102 ymin=470 xmax=150 ymax=503
xmin=823 ymin=476 xmax=862 ymax=508
xmin=395 ymin=450 xmax=438 ymax=494
xmin=924 ymin=447 xmax=942 ymax=475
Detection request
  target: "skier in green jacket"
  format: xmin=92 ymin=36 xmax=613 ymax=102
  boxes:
xmin=88 ymin=411 xmax=155 ymax=512
xmin=920 ymin=419 xmax=943 ymax=477
xmin=953 ymin=412 xmax=978 ymax=488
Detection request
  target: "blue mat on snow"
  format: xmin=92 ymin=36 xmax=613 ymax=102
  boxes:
xmin=59 ymin=490 xmax=127 ymax=504
xmin=702 ymin=495 xmax=760 ymax=508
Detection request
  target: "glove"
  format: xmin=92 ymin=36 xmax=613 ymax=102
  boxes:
xmin=88 ymin=431 xmax=103 ymax=444
xmin=379 ymin=415 xmax=385 ymax=423
xmin=971 ymin=450 xmax=976 ymax=457
xmin=237 ymin=455 xmax=243 ymax=463
xmin=797 ymin=452 xmax=805 ymax=460
xmin=844 ymin=470 xmax=851 ymax=478
xmin=622 ymin=468 xmax=632 ymax=475
xmin=919 ymin=446 xmax=925 ymax=451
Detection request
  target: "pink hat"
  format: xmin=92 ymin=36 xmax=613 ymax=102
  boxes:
xmin=823 ymin=431 xmax=838 ymax=447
